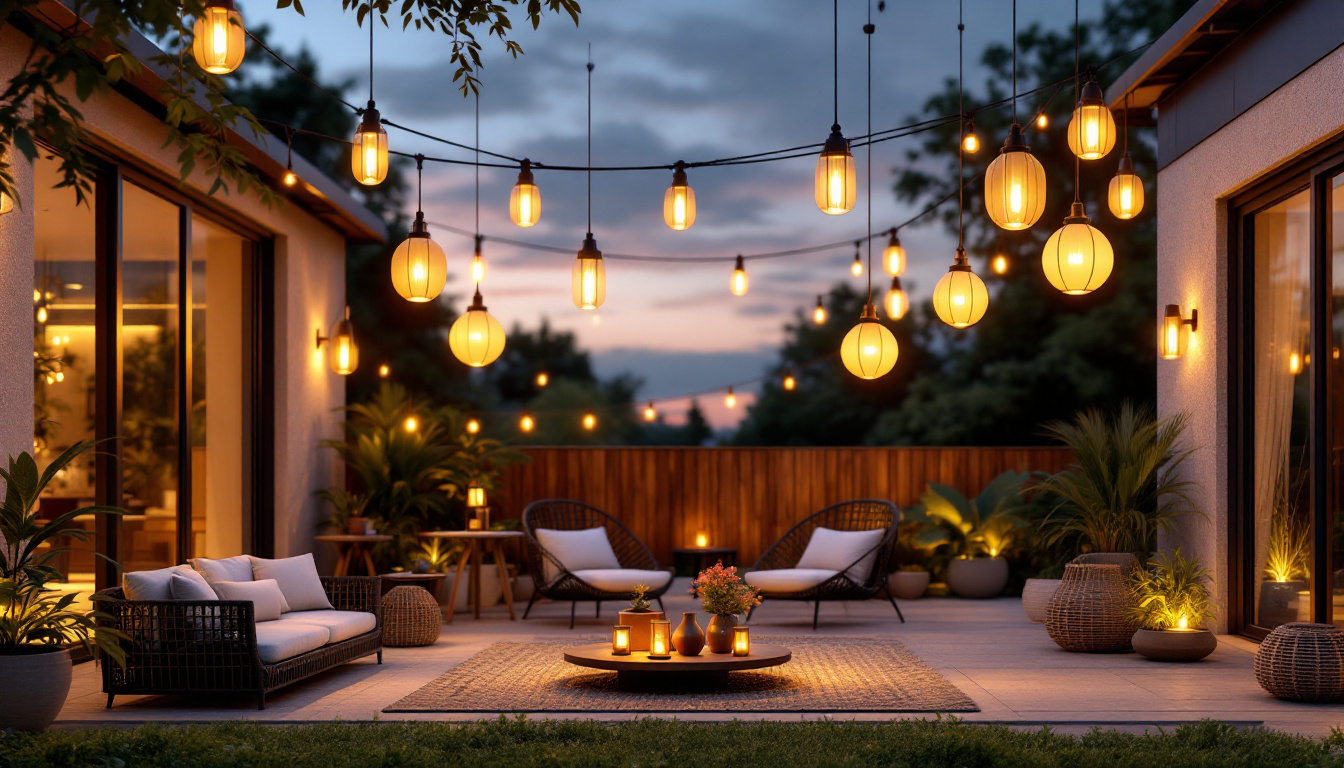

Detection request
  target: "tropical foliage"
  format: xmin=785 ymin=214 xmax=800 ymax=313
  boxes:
xmin=1127 ymin=549 xmax=1217 ymax=631
xmin=1264 ymin=509 xmax=1310 ymax=584
xmin=907 ymin=471 xmax=1034 ymax=559
xmin=626 ymin=584 xmax=653 ymax=613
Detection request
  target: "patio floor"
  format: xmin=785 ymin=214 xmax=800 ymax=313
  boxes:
xmin=55 ymin=578 xmax=1343 ymax=737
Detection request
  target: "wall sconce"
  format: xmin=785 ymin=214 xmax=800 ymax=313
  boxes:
xmin=316 ymin=306 xmax=358 ymax=375
xmin=1159 ymin=304 xmax=1197 ymax=360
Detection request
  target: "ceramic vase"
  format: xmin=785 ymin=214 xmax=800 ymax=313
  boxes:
xmin=618 ymin=609 xmax=665 ymax=652
xmin=707 ymin=614 xmax=737 ymax=654
xmin=672 ymin=611 xmax=705 ymax=656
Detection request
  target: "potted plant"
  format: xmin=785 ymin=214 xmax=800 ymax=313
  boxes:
xmin=694 ymin=561 xmax=761 ymax=654
xmin=617 ymin=584 xmax=664 ymax=652
xmin=890 ymin=565 xmax=930 ymax=600
xmin=317 ymin=487 xmax=371 ymax=536
xmin=1 ymin=441 xmax=127 ymax=731
xmin=1127 ymin=550 xmax=1219 ymax=662
xmin=1259 ymin=502 xmax=1310 ymax=628
xmin=908 ymin=470 xmax=1031 ymax=599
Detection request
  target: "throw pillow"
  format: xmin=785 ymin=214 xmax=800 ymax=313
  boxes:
xmin=123 ymin=564 xmax=214 ymax=601
xmin=249 ymin=553 xmax=333 ymax=612
xmin=212 ymin=578 xmax=290 ymax=621
xmin=189 ymin=555 xmax=254 ymax=584
xmin=795 ymin=527 xmax=887 ymax=583
xmin=533 ymin=527 xmax=621 ymax=585
xmin=169 ymin=570 xmax=219 ymax=601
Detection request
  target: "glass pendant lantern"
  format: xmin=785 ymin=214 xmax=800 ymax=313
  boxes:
xmin=1041 ymin=201 xmax=1113 ymax=295
xmin=391 ymin=212 xmax=448 ymax=302
xmin=192 ymin=0 xmax=246 ymax=75
xmin=883 ymin=276 xmax=908 ymax=320
xmin=1067 ymin=76 xmax=1116 ymax=161
xmin=815 ymin=125 xmax=857 ymax=215
xmin=509 ymin=159 xmax=541 ymax=227
xmin=470 ymin=235 xmax=486 ymax=285
xmin=985 ymin=124 xmax=1047 ymax=230
xmin=841 ymin=303 xmax=899 ymax=380
xmin=882 ymin=229 xmax=905 ymax=276
xmin=1108 ymin=153 xmax=1145 ymax=219
xmin=932 ymin=248 xmax=989 ymax=328
xmin=448 ymin=288 xmax=506 ymax=367
xmin=572 ymin=234 xmax=606 ymax=310
xmin=663 ymin=161 xmax=696 ymax=230
xmin=352 ymin=102 xmax=388 ymax=186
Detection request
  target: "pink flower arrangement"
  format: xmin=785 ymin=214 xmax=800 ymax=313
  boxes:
xmin=693 ymin=561 xmax=762 ymax=617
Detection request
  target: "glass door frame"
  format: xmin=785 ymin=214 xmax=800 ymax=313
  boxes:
xmin=1228 ymin=139 xmax=1344 ymax=639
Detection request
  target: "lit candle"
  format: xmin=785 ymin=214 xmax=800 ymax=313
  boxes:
xmin=612 ymin=625 xmax=631 ymax=656
xmin=694 ymin=531 xmax=710 ymax=548
xmin=467 ymin=518 xmax=482 ymax=531
xmin=648 ymin=619 xmax=672 ymax=659
xmin=733 ymin=626 xmax=750 ymax=657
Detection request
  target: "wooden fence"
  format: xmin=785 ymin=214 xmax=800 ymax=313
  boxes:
xmin=496 ymin=446 xmax=1074 ymax=566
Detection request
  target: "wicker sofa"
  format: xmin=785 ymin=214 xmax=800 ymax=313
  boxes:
xmin=101 ymin=576 xmax=382 ymax=710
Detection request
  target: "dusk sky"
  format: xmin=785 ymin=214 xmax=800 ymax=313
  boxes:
xmin=240 ymin=0 xmax=1105 ymax=428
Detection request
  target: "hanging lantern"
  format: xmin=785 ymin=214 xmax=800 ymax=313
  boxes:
xmin=390 ymin=212 xmax=448 ymax=302
xmin=663 ymin=161 xmax=696 ymax=230
xmin=0 ymin=190 xmax=12 ymax=215
xmin=536 ymin=372 xmax=549 ymax=388
xmin=582 ymin=413 xmax=597 ymax=431
xmin=316 ymin=306 xmax=359 ymax=375
xmin=725 ymin=388 xmax=737 ymax=409
xmin=465 ymin=418 xmax=481 ymax=435
xmin=840 ymin=303 xmax=899 ymax=380
xmin=509 ymin=159 xmax=541 ymax=227
xmin=813 ymin=295 xmax=828 ymax=325
xmin=882 ymin=229 xmax=905 ymax=276
xmin=643 ymin=403 xmax=657 ymax=422
xmin=449 ymin=288 xmax=507 ymax=367
xmin=572 ymin=234 xmax=606 ymax=310
xmin=1042 ymin=201 xmax=1114 ymax=295
xmin=961 ymin=119 xmax=980 ymax=153
xmin=467 ymin=481 xmax=486 ymax=509
xmin=519 ymin=413 xmax=535 ymax=433
xmin=783 ymin=372 xmax=797 ymax=391
xmin=883 ymin=277 xmax=908 ymax=320
xmin=470 ymin=235 xmax=486 ymax=284
xmin=851 ymin=245 xmax=864 ymax=277
xmin=984 ymin=124 xmax=1046 ymax=231
xmin=730 ymin=255 xmax=749 ymax=297
xmin=1067 ymin=77 xmax=1116 ymax=160
xmin=815 ymin=125 xmax=857 ymax=215
xmin=1108 ymin=153 xmax=1145 ymax=219
xmin=351 ymin=102 xmax=389 ymax=186
xmin=192 ymin=0 xmax=246 ymax=75
xmin=932 ymin=248 xmax=989 ymax=328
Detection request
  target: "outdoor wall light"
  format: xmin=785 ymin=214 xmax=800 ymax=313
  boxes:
xmin=519 ymin=413 xmax=535 ymax=433
xmin=572 ymin=234 xmax=606 ymax=310
xmin=1067 ymin=76 xmax=1116 ymax=161
xmin=664 ymin=161 xmax=696 ymax=230
xmin=192 ymin=0 xmax=246 ymax=75
xmin=352 ymin=102 xmax=388 ymax=186
xmin=730 ymin=255 xmax=749 ymax=296
xmin=1159 ymin=305 xmax=1198 ymax=360
xmin=883 ymin=229 xmax=906 ymax=277
xmin=812 ymin=296 xmax=828 ymax=325
xmin=470 ymin=235 xmax=486 ymax=285
xmin=815 ymin=125 xmax=857 ymax=215
xmin=509 ymin=159 xmax=541 ymax=227
xmin=1042 ymin=202 xmax=1113 ymax=295
xmin=932 ymin=248 xmax=989 ymax=329
xmin=884 ymin=277 xmax=908 ymax=321
xmin=725 ymin=387 xmax=737 ymax=409
xmin=582 ymin=412 xmax=597 ymax=431
xmin=316 ymin=306 xmax=358 ymax=375
xmin=467 ymin=481 xmax=486 ymax=509
xmin=1108 ymin=153 xmax=1145 ymax=220
xmin=850 ymin=245 xmax=864 ymax=278
xmin=841 ymin=303 xmax=899 ymax=380
xmin=643 ymin=403 xmax=657 ymax=422
xmin=985 ymin=124 xmax=1046 ymax=230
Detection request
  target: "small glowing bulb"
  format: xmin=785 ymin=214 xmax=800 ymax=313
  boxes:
xmin=471 ymin=249 xmax=486 ymax=284
xmin=36 ymin=306 xmax=48 ymax=323
xmin=851 ymin=253 xmax=864 ymax=277
xmin=783 ymin=374 xmax=796 ymax=391
xmin=33 ymin=288 xmax=41 ymax=302
xmin=730 ymin=256 xmax=749 ymax=296
xmin=1036 ymin=112 xmax=1049 ymax=130
xmin=725 ymin=388 xmax=737 ymax=409
xmin=283 ymin=171 xmax=298 ymax=187
xmin=962 ymin=131 xmax=979 ymax=154
xmin=466 ymin=418 xmax=481 ymax=435
xmin=536 ymin=372 xmax=549 ymax=387
xmin=378 ymin=364 xmax=390 ymax=378
xmin=1177 ymin=615 xmax=1189 ymax=630
xmin=1290 ymin=352 xmax=1303 ymax=374
xmin=583 ymin=413 xmax=597 ymax=431
xmin=519 ymin=414 xmax=535 ymax=433
xmin=813 ymin=297 xmax=828 ymax=325
xmin=54 ymin=371 xmax=64 ymax=383
xmin=1009 ymin=183 xmax=1023 ymax=214
xmin=694 ymin=531 xmax=710 ymax=548
xmin=404 ymin=416 xmax=418 ymax=433
xmin=992 ymin=255 xmax=1009 ymax=275
xmin=643 ymin=403 xmax=657 ymax=422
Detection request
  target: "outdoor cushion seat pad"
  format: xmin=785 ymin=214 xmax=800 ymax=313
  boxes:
xmin=568 ymin=568 xmax=672 ymax=593
xmin=254 ymin=620 xmax=331 ymax=664
xmin=280 ymin=610 xmax=377 ymax=644
xmin=534 ymin=527 xmax=622 ymax=585
xmin=795 ymin=527 xmax=886 ymax=583
xmin=743 ymin=568 xmax=841 ymax=593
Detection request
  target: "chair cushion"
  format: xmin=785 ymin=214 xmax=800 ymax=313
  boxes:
xmin=280 ymin=610 xmax=377 ymax=644
xmin=254 ymin=620 xmax=331 ymax=664
xmin=744 ymin=568 xmax=840 ymax=594
xmin=123 ymin=564 xmax=215 ymax=601
xmin=190 ymin=555 xmax=254 ymax=585
xmin=212 ymin=578 xmax=291 ymax=621
xmin=570 ymin=569 xmax=672 ymax=594
xmin=534 ymin=527 xmax=621 ymax=585
xmin=169 ymin=571 xmax=219 ymax=601
xmin=250 ymin=553 xmax=333 ymax=613
xmin=795 ymin=527 xmax=887 ymax=583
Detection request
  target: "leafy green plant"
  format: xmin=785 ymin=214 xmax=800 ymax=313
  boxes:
xmin=1264 ymin=466 xmax=1310 ymax=584
xmin=907 ymin=470 xmax=1034 ymax=559
xmin=1036 ymin=403 xmax=1199 ymax=555
xmin=411 ymin=539 xmax=461 ymax=575
xmin=316 ymin=487 xmax=369 ymax=534
xmin=1126 ymin=550 xmax=1217 ymax=631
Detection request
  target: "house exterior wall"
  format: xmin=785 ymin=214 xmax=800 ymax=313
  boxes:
xmin=0 ymin=32 xmax=34 ymax=467
xmin=1156 ymin=42 xmax=1344 ymax=632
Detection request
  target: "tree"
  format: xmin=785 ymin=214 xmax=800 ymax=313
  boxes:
xmin=481 ymin=319 xmax=598 ymax=405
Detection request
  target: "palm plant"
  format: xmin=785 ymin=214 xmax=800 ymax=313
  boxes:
xmin=1126 ymin=549 xmax=1216 ymax=631
xmin=907 ymin=470 xmax=1033 ymax=559
xmin=1036 ymin=404 xmax=1198 ymax=555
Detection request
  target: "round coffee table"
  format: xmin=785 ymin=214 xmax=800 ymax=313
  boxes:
xmin=563 ymin=642 xmax=791 ymax=691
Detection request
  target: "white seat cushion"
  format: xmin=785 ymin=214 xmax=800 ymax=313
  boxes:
xmin=570 ymin=569 xmax=672 ymax=593
xmin=190 ymin=555 xmax=254 ymax=585
xmin=744 ymin=568 xmax=840 ymax=594
xmin=212 ymin=578 xmax=291 ymax=621
xmin=123 ymin=564 xmax=215 ymax=601
xmin=251 ymin=554 xmax=333 ymax=613
xmin=795 ymin=527 xmax=887 ymax=583
xmin=280 ymin=610 xmax=377 ymax=643
xmin=534 ymin=527 xmax=621 ymax=585
xmin=254 ymin=620 xmax=330 ymax=664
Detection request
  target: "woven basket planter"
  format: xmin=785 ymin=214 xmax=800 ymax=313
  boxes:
xmin=1022 ymin=578 xmax=1060 ymax=623
xmin=382 ymin=585 xmax=442 ymax=647
xmin=1254 ymin=622 xmax=1344 ymax=702
xmin=1045 ymin=563 xmax=1137 ymax=653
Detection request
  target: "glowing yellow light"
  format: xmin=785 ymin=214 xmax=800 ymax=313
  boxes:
xmin=470 ymin=238 xmax=486 ymax=285
xmin=192 ymin=0 xmax=246 ymax=75
xmin=33 ymin=288 xmax=41 ymax=302
xmin=1042 ymin=203 xmax=1114 ymax=295
xmin=283 ymin=171 xmax=298 ymax=187
xmin=1290 ymin=352 xmax=1303 ymax=375
xmin=404 ymin=416 xmax=418 ymax=433
xmin=1108 ymin=154 xmax=1145 ymax=220
xmin=883 ymin=231 xmax=905 ymax=276
xmin=391 ymin=214 xmax=448 ymax=302
xmin=813 ymin=296 xmax=828 ymax=325
xmin=1068 ymin=79 xmax=1117 ymax=160
xmin=932 ymin=251 xmax=989 ymax=329
xmin=612 ymin=625 xmax=631 ymax=655
xmin=649 ymin=620 xmax=671 ymax=658
xmin=962 ymin=128 xmax=980 ymax=154
xmin=351 ymin=103 xmax=389 ymax=186
xmin=883 ymin=278 xmax=908 ymax=320
xmin=572 ymin=235 xmax=606 ymax=310
xmin=1160 ymin=305 xmax=1197 ymax=360
xmin=663 ymin=162 xmax=696 ymax=230
xmin=783 ymin=373 xmax=797 ymax=391
xmin=449 ymin=290 xmax=506 ymax=369
xmin=815 ymin=126 xmax=856 ymax=215
xmin=695 ymin=531 xmax=710 ymax=548
xmin=0 ymin=190 xmax=13 ymax=216
xmin=378 ymin=363 xmax=390 ymax=378
xmin=317 ymin=307 xmax=358 ymax=375
xmin=991 ymin=255 xmax=1009 ymax=275
xmin=733 ymin=626 xmax=750 ymax=657
xmin=536 ymin=372 xmax=549 ymax=387
xmin=54 ymin=371 xmax=64 ymax=383
xmin=643 ymin=403 xmax=657 ymax=422
xmin=731 ymin=255 xmax=749 ymax=296
xmin=985 ymin=125 xmax=1046 ymax=230
xmin=840 ymin=304 xmax=899 ymax=380
xmin=1035 ymin=112 xmax=1049 ymax=130
xmin=851 ymin=252 xmax=864 ymax=277
xmin=36 ymin=306 xmax=48 ymax=324
xmin=725 ymin=388 xmax=737 ymax=408
xmin=509 ymin=159 xmax=541 ymax=227
xmin=1177 ymin=615 xmax=1188 ymax=630
xmin=582 ymin=413 xmax=597 ymax=431
xmin=466 ymin=418 xmax=481 ymax=435
xmin=519 ymin=413 xmax=535 ymax=433
xmin=467 ymin=482 xmax=486 ymax=509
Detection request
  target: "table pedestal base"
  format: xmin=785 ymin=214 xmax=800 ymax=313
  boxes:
xmin=616 ymin=669 xmax=729 ymax=692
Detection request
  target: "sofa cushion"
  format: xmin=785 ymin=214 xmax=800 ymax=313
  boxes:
xmin=254 ymin=620 xmax=331 ymax=664
xmin=123 ymin=564 xmax=214 ymax=601
xmin=280 ymin=610 xmax=377 ymax=643
xmin=190 ymin=555 xmax=254 ymax=585
xmin=534 ymin=527 xmax=621 ymax=585
xmin=170 ymin=571 xmax=219 ymax=601
xmin=212 ymin=578 xmax=291 ymax=621
xmin=795 ymin=527 xmax=886 ymax=583
xmin=570 ymin=568 xmax=671 ymax=593
xmin=250 ymin=553 xmax=333 ymax=613
xmin=743 ymin=568 xmax=840 ymax=593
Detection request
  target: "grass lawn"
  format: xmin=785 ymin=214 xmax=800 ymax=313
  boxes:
xmin=3 ymin=718 xmax=1343 ymax=767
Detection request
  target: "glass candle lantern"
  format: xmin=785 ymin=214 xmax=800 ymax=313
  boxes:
xmin=733 ymin=626 xmax=750 ymax=657
xmin=612 ymin=625 xmax=631 ymax=656
xmin=694 ymin=531 xmax=710 ymax=548
xmin=467 ymin=518 xmax=482 ymax=531
xmin=648 ymin=619 xmax=672 ymax=659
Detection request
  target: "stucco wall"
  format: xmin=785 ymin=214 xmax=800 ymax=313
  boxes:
xmin=1156 ymin=43 xmax=1344 ymax=632
xmin=0 ymin=46 xmax=34 ymax=469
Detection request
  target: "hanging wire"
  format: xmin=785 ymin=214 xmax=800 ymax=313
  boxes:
xmin=957 ymin=0 xmax=965 ymax=251
xmin=1073 ymin=0 xmax=1081 ymax=203
xmin=474 ymin=90 xmax=480 ymax=236
xmin=414 ymin=153 xmax=424 ymax=212
xmin=1011 ymin=0 xmax=1018 ymax=124
xmin=586 ymin=45 xmax=593 ymax=235
xmin=833 ymin=0 xmax=840 ymax=128
xmin=368 ymin=3 xmax=375 ymax=104
xmin=865 ymin=1 xmax=874 ymax=303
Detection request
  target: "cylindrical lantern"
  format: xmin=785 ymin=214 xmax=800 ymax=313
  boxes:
xmin=192 ymin=0 xmax=246 ymax=75
xmin=612 ymin=625 xmax=631 ymax=656
xmin=648 ymin=619 xmax=672 ymax=658
xmin=663 ymin=161 xmax=696 ymax=230
xmin=449 ymin=289 xmax=506 ymax=367
xmin=582 ymin=413 xmax=597 ymax=431
xmin=468 ymin=517 xmax=482 ymax=531
xmin=1159 ymin=304 xmax=1197 ymax=360
xmin=932 ymin=249 xmax=989 ymax=329
xmin=1041 ymin=202 xmax=1114 ymax=295
xmin=883 ymin=230 xmax=906 ymax=277
xmin=694 ymin=531 xmax=710 ymax=548
xmin=984 ymin=124 xmax=1047 ymax=231
xmin=840 ymin=303 xmax=899 ymax=380
xmin=1067 ymin=78 xmax=1117 ymax=161
xmin=731 ymin=255 xmax=749 ymax=296
xmin=467 ymin=481 xmax=486 ymax=509
xmin=509 ymin=159 xmax=541 ymax=227
xmin=813 ymin=295 xmax=827 ymax=325
xmin=1108 ymin=153 xmax=1145 ymax=220
xmin=815 ymin=125 xmax=856 ymax=215
xmin=572 ymin=234 xmax=606 ymax=310
xmin=351 ymin=101 xmax=389 ymax=186
xmin=319 ymin=306 xmax=359 ymax=375
xmin=733 ymin=626 xmax=751 ymax=657
xmin=884 ymin=277 xmax=908 ymax=321
xmin=390 ymin=212 xmax=448 ymax=303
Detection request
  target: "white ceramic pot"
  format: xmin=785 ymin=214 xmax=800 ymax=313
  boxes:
xmin=442 ymin=571 xmax=503 ymax=613
xmin=1022 ymin=578 xmax=1062 ymax=623
xmin=0 ymin=648 xmax=72 ymax=731
xmin=890 ymin=570 xmax=930 ymax=600
xmin=946 ymin=557 xmax=1009 ymax=599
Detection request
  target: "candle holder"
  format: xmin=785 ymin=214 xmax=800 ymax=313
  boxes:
xmin=733 ymin=626 xmax=751 ymax=657
xmin=694 ymin=530 xmax=710 ymax=548
xmin=648 ymin=619 xmax=672 ymax=659
xmin=611 ymin=625 xmax=631 ymax=656
xmin=467 ymin=517 xmax=482 ymax=531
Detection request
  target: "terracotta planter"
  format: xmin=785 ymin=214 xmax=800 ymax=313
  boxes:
xmin=0 ymin=648 xmax=72 ymax=732
xmin=706 ymin=614 xmax=737 ymax=654
xmin=618 ymin=609 xmax=665 ymax=652
xmin=890 ymin=571 xmax=930 ymax=600
xmin=946 ymin=557 xmax=1009 ymax=599
xmin=1021 ymin=578 xmax=1061 ymax=623
xmin=672 ymin=611 xmax=705 ymax=656
xmin=347 ymin=516 xmax=369 ymax=536
xmin=1132 ymin=628 xmax=1218 ymax=662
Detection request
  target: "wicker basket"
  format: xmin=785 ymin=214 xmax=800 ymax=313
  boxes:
xmin=1022 ymin=578 xmax=1060 ymax=623
xmin=381 ymin=585 xmax=442 ymax=647
xmin=1254 ymin=622 xmax=1344 ymax=702
xmin=1045 ymin=563 xmax=1137 ymax=652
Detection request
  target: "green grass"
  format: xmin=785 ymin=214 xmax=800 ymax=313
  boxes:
xmin=3 ymin=719 xmax=1343 ymax=768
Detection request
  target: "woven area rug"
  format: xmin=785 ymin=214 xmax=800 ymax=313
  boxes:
xmin=384 ymin=636 xmax=977 ymax=713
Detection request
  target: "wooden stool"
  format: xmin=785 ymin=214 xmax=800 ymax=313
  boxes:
xmin=381 ymin=585 xmax=442 ymax=647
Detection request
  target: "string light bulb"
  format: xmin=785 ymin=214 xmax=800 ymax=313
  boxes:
xmin=1067 ymin=75 xmax=1116 ymax=160
xmin=470 ymin=235 xmax=486 ymax=285
xmin=192 ymin=0 xmax=246 ymax=75
xmin=643 ymin=403 xmax=657 ymax=422
xmin=448 ymin=288 xmax=507 ymax=367
xmin=404 ymin=415 xmax=418 ymax=433
xmin=991 ymin=254 xmax=1009 ymax=275
xmin=783 ymin=372 xmax=797 ymax=391
xmin=1042 ymin=202 xmax=1113 ymax=295
xmin=841 ymin=303 xmax=899 ymax=380
xmin=519 ymin=413 xmax=535 ymax=433
xmin=730 ymin=255 xmax=749 ymax=296
xmin=582 ymin=413 xmax=597 ymax=431
xmin=1035 ymin=111 xmax=1049 ymax=130
xmin=466 ymin=418 xmax=481 ymax=435
xmin=663 ymin=160 xmax=696 ymax=230
xmin=932 ymin=248 xmax=989 ymax=329
xmin=572 ymin=234 xmax=606 ymax=310
xmin=961 ymin=119 xmax=980 ymax=153
xmin=509 ymin=159 xmax=541 ymax=227
xmin=883 ymin=229 xmax=905 ymax=276
xmin=316 ymin=306 xmax=359 ymax=375
xmin=725 ymin=387 xmax=737 ymax=409
xmin=813 ymin=295 xmax=827 ymax=325
xmin=378 ymin=363 xmax=390 ymax=378
xmin=884 ymin=277 xmax=908 ymax=320
xmin=851 ymin=244 xmax=864 ymax=277
xmin=536 ymin=372 xmax=549 ymax=388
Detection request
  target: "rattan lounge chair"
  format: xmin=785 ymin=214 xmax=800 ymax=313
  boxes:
xmin=522 ymin=499 xmax=672 ymax=628
xmin=745 ymin=499 xmax=903 ymax=629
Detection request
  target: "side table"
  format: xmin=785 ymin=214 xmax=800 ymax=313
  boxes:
xmin=419 ymin=530 xmax=525 ymax=622
xmin=315 ymin=534 xmax=393 ymax=577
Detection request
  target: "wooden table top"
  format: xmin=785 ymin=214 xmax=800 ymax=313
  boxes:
xmin=418 ymin=530 xmax=525 ymax=540
xmin=563 ymin=642 xmax=790 ymax=673
xmin=314 ymin=534 xmax=394 ymax=543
